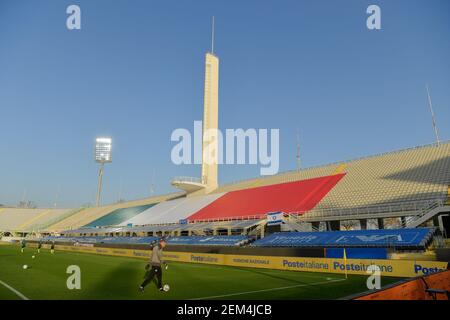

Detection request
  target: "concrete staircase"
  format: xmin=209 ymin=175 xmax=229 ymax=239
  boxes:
xmin=404 ymin=199 xmax=450 ymax=228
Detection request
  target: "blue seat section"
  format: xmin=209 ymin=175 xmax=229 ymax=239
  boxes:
xmin=252 ymin=228 xmax=435 ymax=248
xmin=167 ymin=236 xmax=248 ymax=246
xmin=41 ymin=235 xmax=249 ymax=246
xmin=326 ymin=248 xmax=387 ymax=259
xmin=83 ymin=204 xmax=156 ymax=228
xmin=42 ymin=236 xmax=159 ymax=245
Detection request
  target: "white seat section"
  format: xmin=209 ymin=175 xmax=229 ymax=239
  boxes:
xmin=121 ymin=193 xmax=225 ymax=225
xmin=0 ymin=208 xmax=72 ymax=231
xmin=46 ymin=193 xmax=181 ymax=231
xmin=25 ymin=209 xmax=74 ymax=231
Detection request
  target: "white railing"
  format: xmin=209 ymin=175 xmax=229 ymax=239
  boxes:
xmin=286 ymin=215 xmax=319 ymax=231
xmin=401 ymin=200 xmax=444 ymax=228
xmin=293 ymin=199 xmax=447 ymax=221
xmin=189 ymin=215 xmax=263 ymax=223
xmin=171 ymin=176 xmax=203 ymax=184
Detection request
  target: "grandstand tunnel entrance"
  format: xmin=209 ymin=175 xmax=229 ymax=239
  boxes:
xmin=439 ymin=214 xmax=450 ymax=238
xmin=265 ymin=224 xmax=281 ymax=234
xmin=359 ymin=219 xmax=367 ymax=230
xmin=326 ymin=220 xmax=340 ymax=231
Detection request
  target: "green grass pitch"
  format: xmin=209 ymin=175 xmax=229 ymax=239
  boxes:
xmin=0 ymin=245 xmax=402 ymax=300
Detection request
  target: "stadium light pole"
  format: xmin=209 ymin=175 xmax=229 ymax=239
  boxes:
xmin=425 ymin=84 xmax=440 ymax=146
xmin=296 ymin=129 xmax=301 ymax=172
xmin=94 ymin=137 xmax=112 ymax=207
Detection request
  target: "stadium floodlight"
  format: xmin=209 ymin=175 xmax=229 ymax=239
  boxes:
xmin=94 ymin=137 xmax=112 ymax=207
xmin=95 ymin=137 xmax=112 ymax=163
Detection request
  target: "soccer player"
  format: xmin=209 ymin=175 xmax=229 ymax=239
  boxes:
xmin=139 ymin=238 xmax=167 ymax=292
xmin=50 ymin=241 xmax=55 ymax=254
xmin=20 ymin=239 xmax=26 ymax=253
xmin=37 ymin=241 xmax=42 ymax=253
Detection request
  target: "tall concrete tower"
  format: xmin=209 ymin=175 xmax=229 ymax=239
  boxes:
xmin=171 ymin=18 xmax=219 ymax=194
xmin=201 ymin=52 xmax=219 ymax=191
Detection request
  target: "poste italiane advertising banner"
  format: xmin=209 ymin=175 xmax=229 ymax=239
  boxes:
xmin=33 ymin=243 xmax=448 ymax=278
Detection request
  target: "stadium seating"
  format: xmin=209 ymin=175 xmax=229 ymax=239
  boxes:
xmin=44 ymin=227 xmax=435 ymax=249
xmin=213 ymin=142 xmax=450 ymax=218
xmin=83 ymin=204 xmax=156 ymax=227
xmin=121 ymin=193 xmax=225 ymax=226
xmin=46 ymin=193 xmax=181 ymax=231
xmin=60 ymin=220 xmax=264 ymax=237
xmin=46 ymin=207 xmax=118 ymax=231
xmin=252 ymin=228 xmax=435 ymax=249
xmin=166 ymin=235 xmax=249 ymax=246
xmin=42 ymin=235 xmax=249 ymax=246
xmin=119 ymin=174 xmax=344 ymax=224
xmin=214 ymin=163 xmax=338 ymax=193
xmin=170 ymin=220 xmax=263 ymax=232
xmin=0 ymin=208 xmax=74 ymax=232
xmin=34 ymin=208 xmax=85 ymax=231
xmin=310 ymin=143 xmax=450 ymax=215
xmin=42 ymin=236 xmax=159 ymax=245
xmin=187 ymin=174 xmax=344 ymax=221
xmin=3 ymin=142 xmax=450 ymax=234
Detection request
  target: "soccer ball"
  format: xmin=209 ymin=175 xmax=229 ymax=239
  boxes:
xmin=23 ymin=265 xmax=28 ymax=270
xmin=163 ymin=284 xmax=170 ymax=292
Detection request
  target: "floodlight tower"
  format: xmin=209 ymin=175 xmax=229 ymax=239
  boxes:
xmin=94 ymin=137 xmax=112 ymax=207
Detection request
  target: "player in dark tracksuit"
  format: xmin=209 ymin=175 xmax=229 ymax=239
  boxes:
xmin=139 ymin=238 xmax=167 ymax=292
xmin=20 ymin=239 xmax=26 ymax=253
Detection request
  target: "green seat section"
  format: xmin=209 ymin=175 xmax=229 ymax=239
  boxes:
xmin=83 ymin=204 xmax=156 ymax=227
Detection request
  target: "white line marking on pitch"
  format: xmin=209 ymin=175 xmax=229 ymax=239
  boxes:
xmin=0 ymin=279 xmax=30 ymax=300
xmin=189 ymin=278 xmax=346 ymax=300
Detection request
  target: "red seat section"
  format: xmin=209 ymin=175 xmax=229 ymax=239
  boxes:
xmin=187 ymin=173 xmax=345 ymax=221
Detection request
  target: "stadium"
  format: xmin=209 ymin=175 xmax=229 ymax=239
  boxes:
xmin=1 ymin=1 xmax=450 ymax=303
xmin=1 ymin=140 xmax=450 ymax=300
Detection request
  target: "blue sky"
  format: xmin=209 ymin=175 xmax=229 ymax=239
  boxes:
xmin=0 ymin=0 xmax=449 ymax=208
